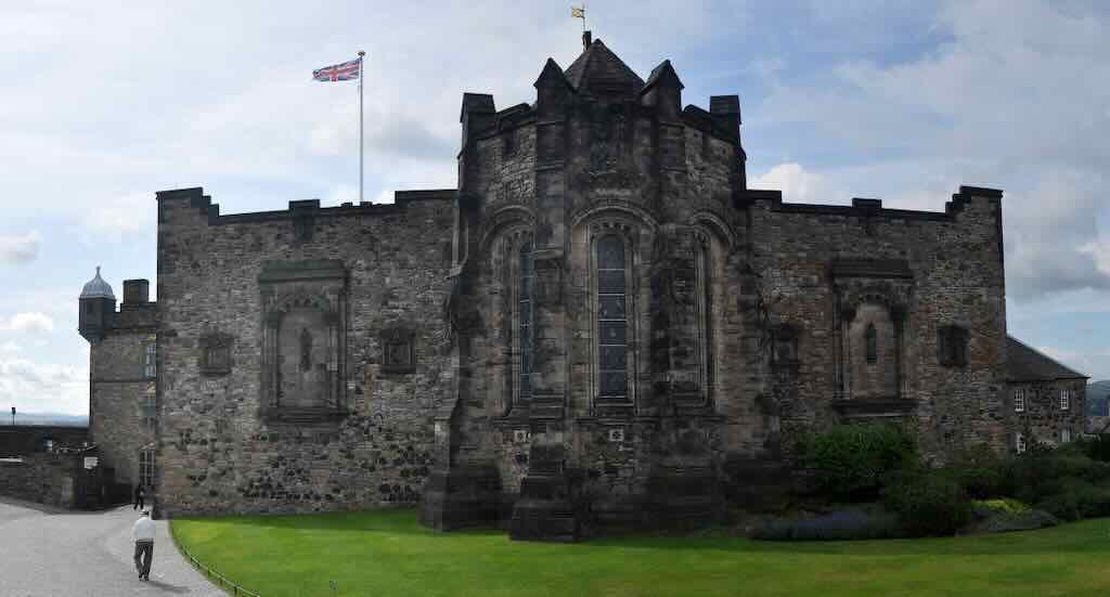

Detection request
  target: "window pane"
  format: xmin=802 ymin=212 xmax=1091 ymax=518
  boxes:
xmin=598 ymin=270 xmax=625 ymax=293
xmin=600 ymin=345 xmax=627 ymax=370
xmin=599 ymin=322 xmax=626 ymax=344
xmin=599 ymin=371 xmax=627 ymax=397
xmin=598 ymin=296 xmax=626 ymax=319
xmin=597 ymin=236 xmax=625 ymax=269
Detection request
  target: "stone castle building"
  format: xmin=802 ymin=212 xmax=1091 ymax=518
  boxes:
xmin=79 ymin=36 xmax=1085 ymax=539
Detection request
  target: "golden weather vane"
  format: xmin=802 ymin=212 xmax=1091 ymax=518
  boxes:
xmin=571 ymin=3 xmax=586 ymax=30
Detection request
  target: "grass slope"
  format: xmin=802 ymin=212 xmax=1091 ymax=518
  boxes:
xmin=172 ymin=508 xmax=1110 ymax=597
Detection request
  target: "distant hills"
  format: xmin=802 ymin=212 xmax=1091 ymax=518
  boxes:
xmin=1 ymin=412 xmax=88 ymax=427
xmin=1088 ymin=380 xmax=1110 ymax=417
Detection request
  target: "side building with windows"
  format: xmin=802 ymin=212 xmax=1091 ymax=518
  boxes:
xmin=79 ymin=271 xmax=158 ymax=491
xmin=1007 ymin=336 xmax=1088 ymax=451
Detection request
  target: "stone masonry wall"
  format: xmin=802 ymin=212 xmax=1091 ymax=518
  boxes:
xmin=0 ymin=452 xmax=83 ymax=508
xmin=748 ymin=191 xmax=1008 ymax=459
xmin=90 ymin=331 xmax=156 ymax=488
xmin=1011 ymin=379 xmax=1087 ymax=448
xmin=154 ymin=189 xmax=454 ymax=516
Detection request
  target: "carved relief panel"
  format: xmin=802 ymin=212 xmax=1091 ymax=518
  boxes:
xmin=258 ymin=260 xmax=348 ymax=423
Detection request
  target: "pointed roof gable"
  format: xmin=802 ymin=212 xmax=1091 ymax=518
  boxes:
xmin=1006 ymin=336 xmax=1087 ymax=382
xmin=534 ymin=58 xmax=573 ymax=90
xmin=562 ymin=39 xmax=644 ymax=96
xmin=642 ymin=59 xmax=683 ymax=93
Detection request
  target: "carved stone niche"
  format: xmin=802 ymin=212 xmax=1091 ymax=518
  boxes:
xmin=829 ymin=258 xmax=915 ymax=420
xmin=381 ymin=326 xmax=416 ymax=374
xmin=197 ymin=332 xmax=234 ymax=377
xmin=258 ymin=260 xmax=348 ymax=424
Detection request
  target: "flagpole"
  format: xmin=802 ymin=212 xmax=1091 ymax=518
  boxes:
xmin=357 ymin=50 xmax=365 ymax=203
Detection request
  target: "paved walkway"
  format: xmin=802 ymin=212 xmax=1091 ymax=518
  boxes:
xmin=0 ymin=496 xmax=222 ymax=596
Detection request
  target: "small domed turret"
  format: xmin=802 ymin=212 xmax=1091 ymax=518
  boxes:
xmin=79 ymin=266 xmax=116 ymax=343
xmin=80 ymin=266 xmax=115 ymax=300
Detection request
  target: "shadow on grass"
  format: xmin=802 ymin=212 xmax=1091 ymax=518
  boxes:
xmin=176 ymin=507 xmax=1110 ymax=559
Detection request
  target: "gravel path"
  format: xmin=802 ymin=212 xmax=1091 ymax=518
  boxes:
xmin=0 ymin=497 xmax=222 ymax=596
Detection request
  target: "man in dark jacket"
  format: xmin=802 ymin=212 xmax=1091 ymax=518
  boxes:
xmin=133 ymin=484 xmax=145 ymax=510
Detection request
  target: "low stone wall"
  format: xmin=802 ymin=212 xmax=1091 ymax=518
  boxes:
xmin=0 ymin=452 xmax=86 ymax=508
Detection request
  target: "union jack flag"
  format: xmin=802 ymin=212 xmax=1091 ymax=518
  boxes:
xmin=313 ymin=58 xmax=361 ymax=82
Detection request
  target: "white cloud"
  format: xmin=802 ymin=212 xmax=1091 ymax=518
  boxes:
xmin=0 ymin=232 xmax=40 ymax=264
xmin=0 ymin=357 xmax=87 ymax=415
xmin=749 ymin=162 xmax=836 ymax=203
xmin=78 ymin=191 xmax=155 ymax=241
xmin=0 ymin=312 xmax=55 ymax=334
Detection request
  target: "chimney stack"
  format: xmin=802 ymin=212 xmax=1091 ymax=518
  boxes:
xmin=582 ymin=30 xmax=592 ymax=51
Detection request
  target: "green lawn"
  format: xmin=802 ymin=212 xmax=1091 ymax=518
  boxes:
xmin=171 ymin=508 xmax=1110 ymax=597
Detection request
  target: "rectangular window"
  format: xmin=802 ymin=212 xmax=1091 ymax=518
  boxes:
xmin=938 ymin=325 xmax=970 ymax=367
xmin=143 ymin=343 xmax=157 ymax=379
xmin=1016 ymin=432 xmax=1027 ymax=454
xmin=1014 ymin=388 xmax=1026 ymax=412
xmin=138 ymin=448 xmax=154 ymax=488
xmin=142 ymin=393 xmax=156 ymax=432
xmin=1060 ymin=388 xmax=1070 ymax=410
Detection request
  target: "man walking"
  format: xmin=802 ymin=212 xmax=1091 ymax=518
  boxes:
xmin=133 ymin=484 xmax=145 ymax=510
xmin=132 ymin=509 xmax=155 ymax=581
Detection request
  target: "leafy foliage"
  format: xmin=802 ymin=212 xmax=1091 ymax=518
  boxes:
xmin=882 ymin=468 xmax=972 ymax=537
xmin=800 ymin=423 xmax=916 ymax=502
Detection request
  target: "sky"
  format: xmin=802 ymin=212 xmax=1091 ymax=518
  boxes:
xmin=0 ymin=0 xmax=1107 ymax=415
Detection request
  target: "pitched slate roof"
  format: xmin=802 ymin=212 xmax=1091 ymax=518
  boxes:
xmin=1007 ymin=335 xmax=1087 ymax=382
xmin=562 ymin=39 xmax=644 ymax=95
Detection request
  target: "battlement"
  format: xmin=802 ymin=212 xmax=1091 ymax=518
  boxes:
xmin=155 ymin=186 xmax=456 ymax=226
xmin=742 ymin=185 xmax=1003 ymax=221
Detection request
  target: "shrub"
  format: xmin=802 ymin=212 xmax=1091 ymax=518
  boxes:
xmin=750 ymin=508 xmax=902 ymax=541
xmin=1035 ymin=479 xmax=1110 ymax=522
xmin=970 ymin=497 xmax=1030 ymax=517
xmin=948 ymin=443 xmax=1008 ymax=499
xmin=882 ymin=469 xmax=971 ymax=537
xmin=1077 ymin=434 xmax=1110 ymax=463
xmin=972 ymin=508 xmax=1058 ymax=534
xmin=1005 ymin=445 xmax=1110 ymax=505
xmin=801 ymin=423 xmax=916 ymax=501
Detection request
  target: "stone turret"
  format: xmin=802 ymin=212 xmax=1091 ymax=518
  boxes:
xmin=79 ymin=266 xmax=116 ymax=343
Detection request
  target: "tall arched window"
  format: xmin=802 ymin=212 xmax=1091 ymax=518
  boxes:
xmin=695 ymin=243 xmax=712 ymax=404
xmin=597 ymin=235 xmax=628 ymax=400
xmin=517 ymin=240 xmax=534 ymax=403
xmin=865 ymin=323 xmax=878 ymax=365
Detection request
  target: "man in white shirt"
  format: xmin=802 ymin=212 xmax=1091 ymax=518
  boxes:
xmin=132 ymin=510 xmax=155 ymax=581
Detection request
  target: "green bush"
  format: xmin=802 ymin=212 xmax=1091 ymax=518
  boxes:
xmin=801 ymin=423 xmax=916 ymax=501
xmin=1035 ymin=480 xmax=1110 ymax=522
xmin=948 ymin=443 xmax=1008 ymax=499
xmin=1077 ymin=434 xmax=1110 ymax=463
xmin=971 ymin=497 xmax=1030 ymax=516
xmin=1004 ymin=444 xmax=1110 ymax=505
xmin=882 ymin=469 xmax=972 ymax=537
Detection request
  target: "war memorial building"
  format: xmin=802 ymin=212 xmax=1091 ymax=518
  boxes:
xmin=78 ymin=36 xmax=1087 ymax=540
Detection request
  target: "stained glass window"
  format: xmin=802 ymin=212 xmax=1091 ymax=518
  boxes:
xmin=518 ymin=240 xmax=534 ymax=402
xmin=597 ymin=236 xmax=627 ymax=398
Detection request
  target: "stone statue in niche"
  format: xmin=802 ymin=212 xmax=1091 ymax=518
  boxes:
xmin=278 ymin=307 xmax=329 ymax=408
xmin=258 ymin=259 xmax=349 ymax=421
